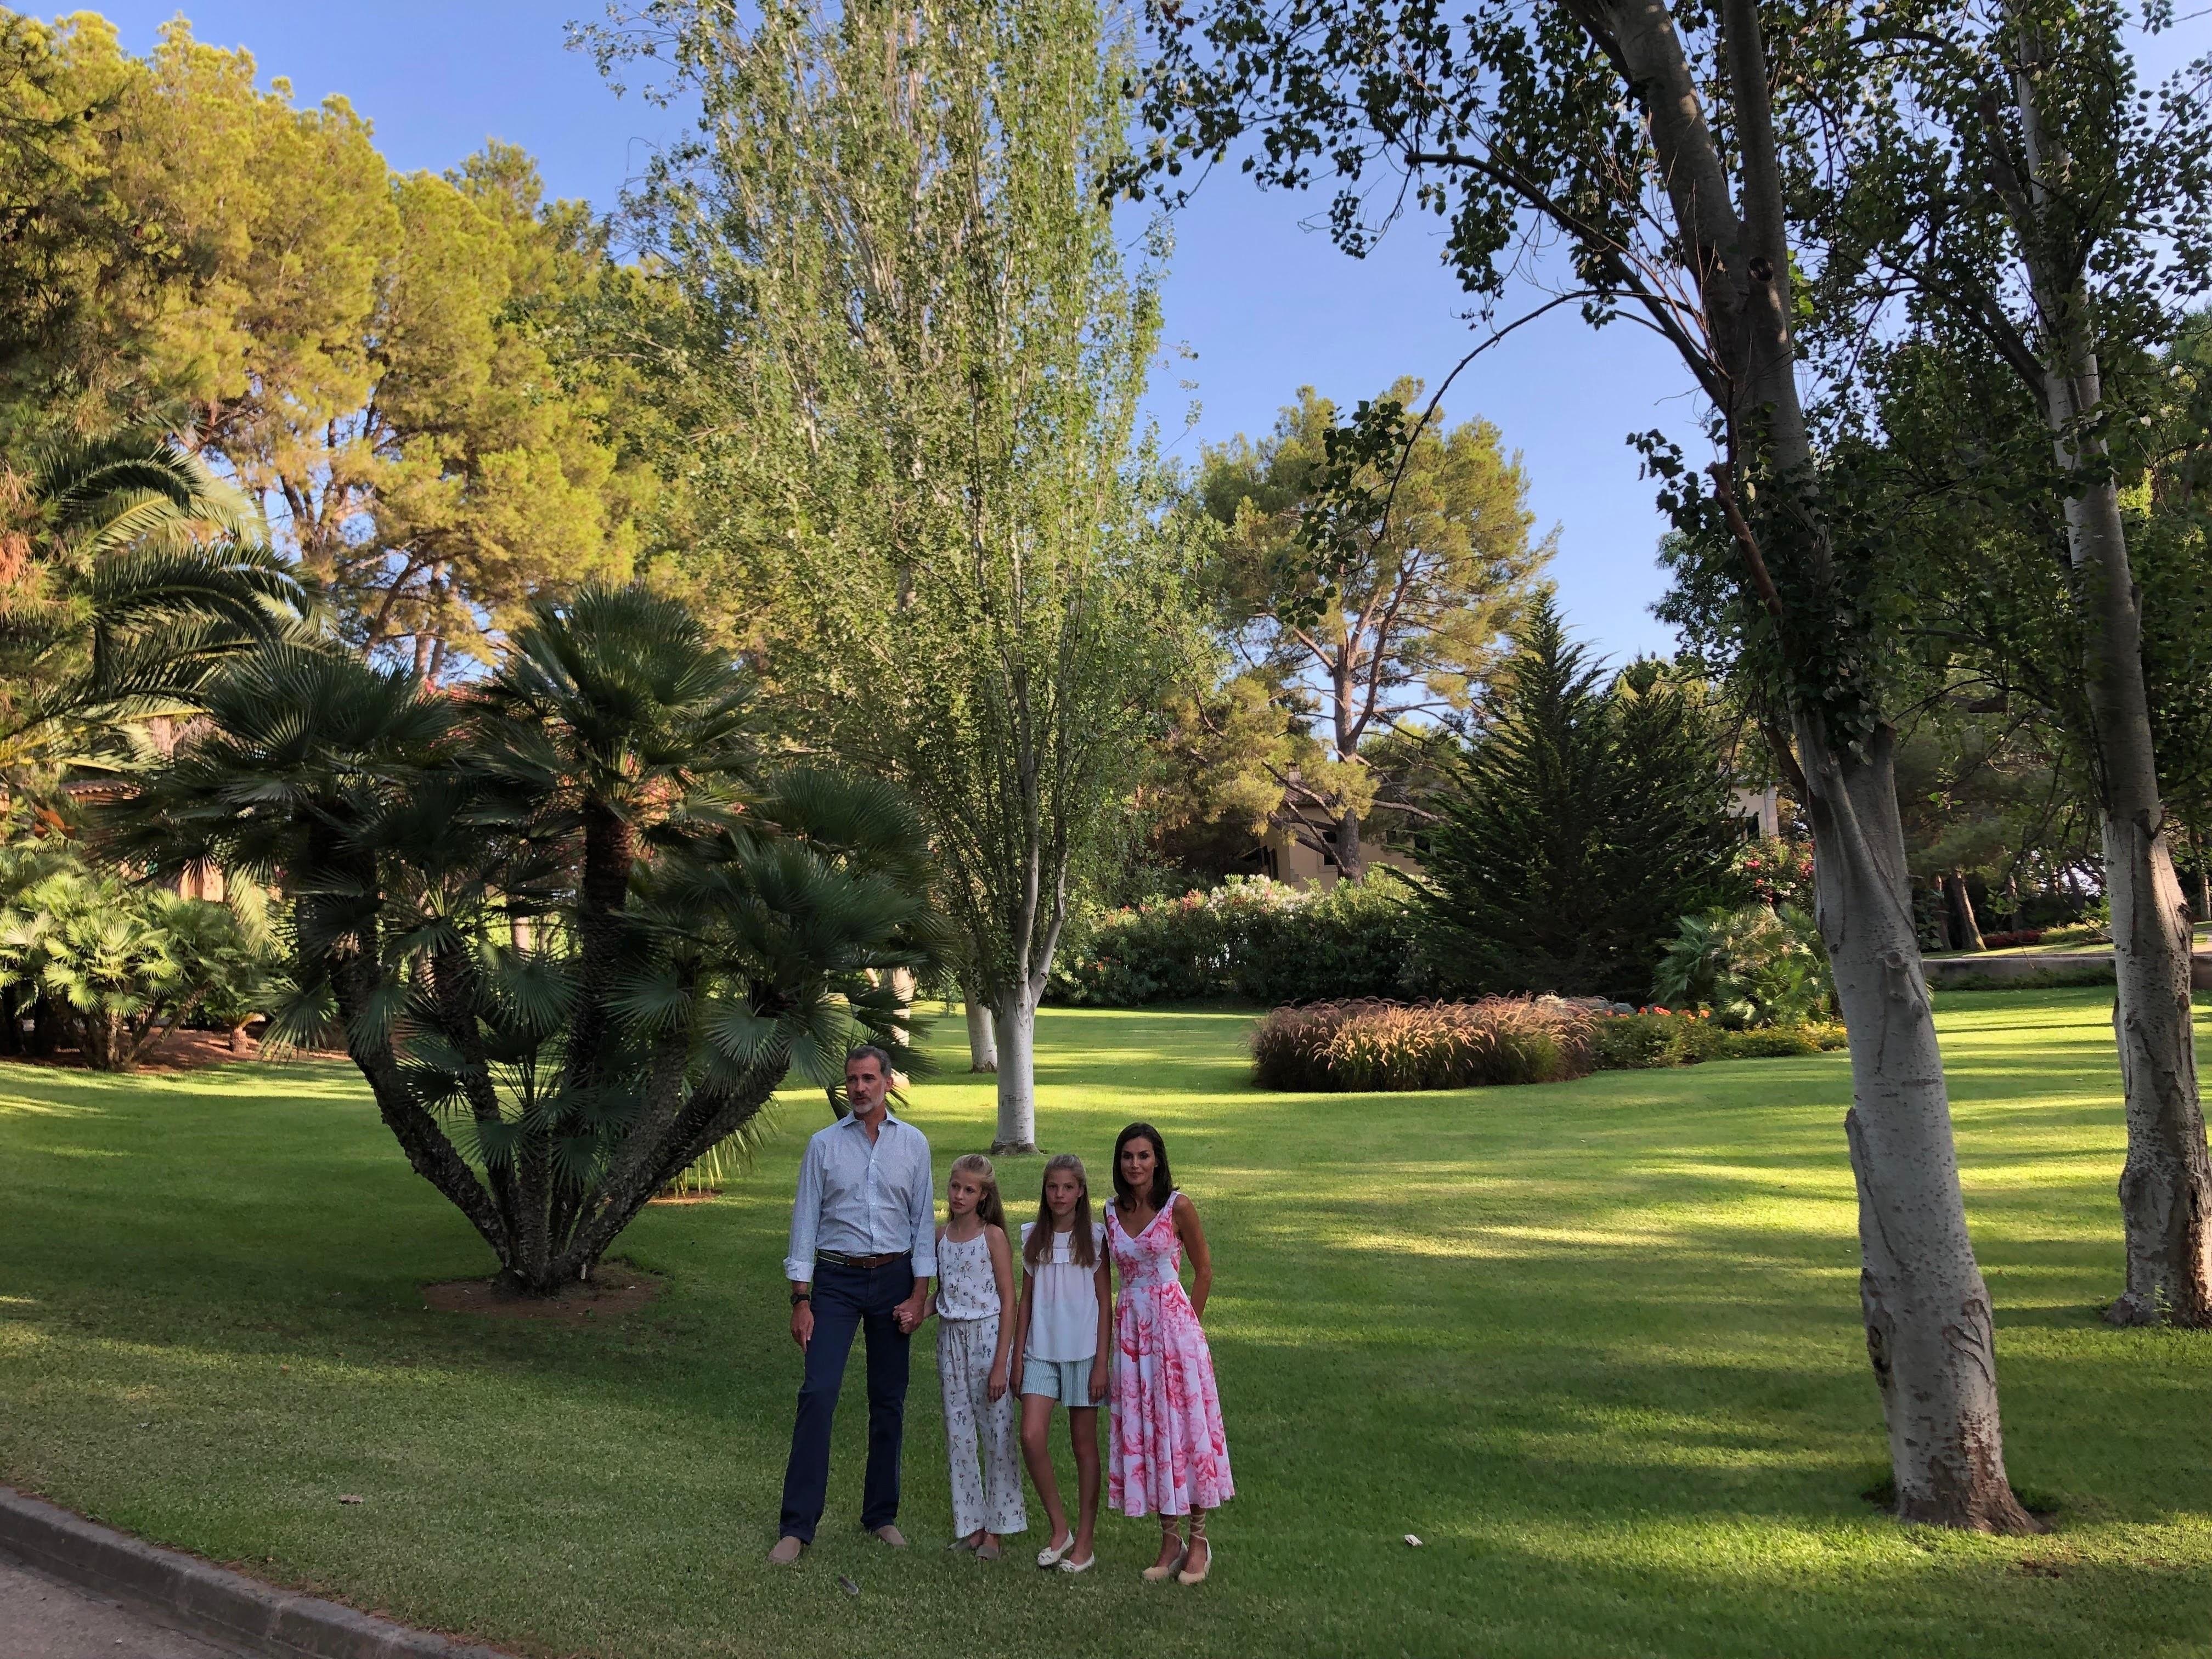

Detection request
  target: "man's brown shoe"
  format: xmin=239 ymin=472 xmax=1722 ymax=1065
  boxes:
xmin=767 ymin=1536 xmax=806 ymax=1565
xmin=870 ymin=1525 xmax=910 ymax=1548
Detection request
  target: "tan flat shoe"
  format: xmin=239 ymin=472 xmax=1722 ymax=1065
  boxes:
xmin=1176 ymin=1534 xmax=1212 ymax=1585
xmin=870 ymin=1524 xmax=910 ymax=1548
xmin=766 ymin=1535 xmax=806 ymax=1565
xmin=1141 ymin=1534 xmax=1188 ymax=1581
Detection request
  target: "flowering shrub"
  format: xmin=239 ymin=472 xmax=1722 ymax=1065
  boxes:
xmin=1251 ymin=998 xmax=1849 ymax=1090
xmin=1733 ymin=837 xmax=1815 ymax=909
xmin=1049 ymin=874 xmax=1420 ymax=1007
xmin=1250 ymin=995 xmax=1599 ymax=1092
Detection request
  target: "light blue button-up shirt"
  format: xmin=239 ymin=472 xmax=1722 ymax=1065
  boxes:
xmin=784 ymin=1109 xmax=937 ymax=1283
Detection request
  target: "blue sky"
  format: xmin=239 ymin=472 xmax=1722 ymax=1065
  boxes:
xmin=88 ymin=3 xmax=1933 ymax=662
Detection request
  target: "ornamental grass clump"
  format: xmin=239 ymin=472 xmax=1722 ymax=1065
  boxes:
xmin=1250 ymin=996 xmax=1598 ymax=1092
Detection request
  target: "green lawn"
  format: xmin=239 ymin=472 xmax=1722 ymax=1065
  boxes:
xmin=3 ymin=990 xmax=2210 ymax=1658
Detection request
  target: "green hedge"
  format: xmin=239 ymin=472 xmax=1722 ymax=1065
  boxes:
xmin=1926 ymin=966 xmax=2117 ymax=991
xmin=1589 ymin=1011 xmax=1847 ymax=1069
xmin=1049 ymin=874 xmax=1420 ymax=1007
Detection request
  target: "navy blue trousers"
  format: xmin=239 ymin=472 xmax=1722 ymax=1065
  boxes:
xmin=778 ymin=1259 xmax=913 ymax=1542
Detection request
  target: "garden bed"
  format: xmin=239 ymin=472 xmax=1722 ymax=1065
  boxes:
xmin=1250 ymin=996 xmax=1847 ymax=1092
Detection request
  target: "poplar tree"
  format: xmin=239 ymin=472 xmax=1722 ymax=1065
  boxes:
xmin=1804 ymin=0 xmax=2212 ymax=1326
xmin=594 ymin=0 xmax=1185 ymax=1151
xmin=1122 ymin=0 xmax=2039 ymax=1530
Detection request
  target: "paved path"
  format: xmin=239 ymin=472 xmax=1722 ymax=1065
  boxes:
xmin=0 ymin=1554 xmax=248 ymax=1658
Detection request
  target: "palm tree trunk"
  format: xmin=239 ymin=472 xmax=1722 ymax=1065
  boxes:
xmin=558 ymin=1062 xmax=782 ymax=1280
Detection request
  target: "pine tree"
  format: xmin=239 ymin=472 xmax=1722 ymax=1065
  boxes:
xmin=1419 ymin=599 xmax=1741 ymax=1003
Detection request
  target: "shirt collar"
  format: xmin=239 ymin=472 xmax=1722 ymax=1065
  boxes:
xmin=843 ymin=1105 xmax=901 ymax=1131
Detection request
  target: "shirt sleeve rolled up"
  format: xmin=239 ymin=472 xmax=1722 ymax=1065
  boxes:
xmin=907 ymin=1127 xmax=936 ymax=1279
xmin=785 ymin=1134 xmax=825 ymax=1282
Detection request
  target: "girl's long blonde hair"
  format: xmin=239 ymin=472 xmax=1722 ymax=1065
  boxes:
xmin=1024 ymin=1153 xmax=1097 ymax=1268
xmin=948 ymin=1153 xmax=1007 ymax=1234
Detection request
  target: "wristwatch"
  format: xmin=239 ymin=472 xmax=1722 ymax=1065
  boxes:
xmin=790 ymin=1290 xmax=811 ymax=1306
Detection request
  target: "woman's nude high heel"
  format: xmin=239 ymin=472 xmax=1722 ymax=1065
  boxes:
xmin=1141 ymin=1520 xmax=1187 ymax=1582
xmin=1175 ymin=1514 xmax=1211 ymax=1585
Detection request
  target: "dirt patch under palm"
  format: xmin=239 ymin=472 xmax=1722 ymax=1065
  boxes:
xmin=422 ymin=1261 xmax=665 ymax=1322
xmin=0 ymin=1029 xmax=347 ymax=1075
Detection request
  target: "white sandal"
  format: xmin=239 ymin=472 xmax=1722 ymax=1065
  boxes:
xmin=1035 ymin=1530 xmax=1075 ymax=1568
xmin=1058 ymin=1551 xmax=1097 ymax=1573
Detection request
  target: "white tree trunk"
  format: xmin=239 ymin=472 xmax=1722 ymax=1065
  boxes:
xmin=990 ymin=988 xmax=1037 ymax=1154
xmin=1802 ymin=721 xmax=2038 ymax=1533
xmin=2098 ymin=702 xmax=2212 ymax=1325
xmin=2069 ymin=473 xmax=2212 ymax=1325
xmin=965 ymin=997 xmax=998 ymax=1073
xmin=2002 ymin=2 xmax=2212 ymax=1327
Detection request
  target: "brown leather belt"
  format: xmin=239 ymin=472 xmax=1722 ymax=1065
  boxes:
xmin=816 ymin=1250 xmax=908 ymax=1269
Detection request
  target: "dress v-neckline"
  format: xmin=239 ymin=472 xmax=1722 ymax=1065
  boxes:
xmin=1119 ymin=1194 xmax=1172 ymax=1241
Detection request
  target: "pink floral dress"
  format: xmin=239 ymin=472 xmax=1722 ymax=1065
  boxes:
xmin=1107 ymin=1192 xmax=1233 ymax=1516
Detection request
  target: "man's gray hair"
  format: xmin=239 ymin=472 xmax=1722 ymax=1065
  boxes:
xmin=846 ymin=1043 xmax=894 ymax=1077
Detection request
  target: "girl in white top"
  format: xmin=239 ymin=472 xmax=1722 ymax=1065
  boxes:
xmin=926 ymin=1154 xmax=1025 ymax=1557
xmin=1013 ymin=1153 xmax=1111 ymax=1573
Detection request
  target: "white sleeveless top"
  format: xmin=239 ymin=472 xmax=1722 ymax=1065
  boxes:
xmin=935 ymin=1228 xmax=1000 ymax=1321
xmin=1020 ymin=1220 xmax=1107 ymax=1361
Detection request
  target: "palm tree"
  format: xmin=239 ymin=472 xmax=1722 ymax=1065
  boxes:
xmin=0 ymin=427 xmax=300 ymax=776
xmin=103 ymin=586 xmax=943 ymax=1293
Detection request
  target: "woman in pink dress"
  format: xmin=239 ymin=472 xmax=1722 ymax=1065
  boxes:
xmin=1106 ymin=1121 xmax=1232 ymax=1585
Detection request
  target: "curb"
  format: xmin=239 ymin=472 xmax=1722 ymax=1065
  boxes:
xmin=0 ymin=1486 xmax=510 ymax=1659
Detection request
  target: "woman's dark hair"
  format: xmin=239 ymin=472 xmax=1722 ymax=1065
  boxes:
xmin=1111 ymin=1122 xmax=1173 ymax=1211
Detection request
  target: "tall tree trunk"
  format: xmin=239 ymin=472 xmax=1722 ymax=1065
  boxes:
xmin=965 ymin=996 xmax=998 ymax=1073
xmin=1331 ymin=665 xmax=1367 ymax=881
xmin=1802 ymin=723 xmax=2039 ymax=1532
xmin=2002 ymin=44 xmax=2212 ymax=1323
xmin=1334 ymin=807 xmax=1364 ymax=882
xmin=2072 ymin=473 xmax=2212 ymax=1325
xmin=1943 ymin=871 xmax=1985 ymax=952
xmin=2102 ymin=787 xmax=2212 ymax=1325
xmin=1617 ymin=0 xmax=2032 ymax=1530
xmin=990 ymin=986 xmax=1039 ymax=1154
